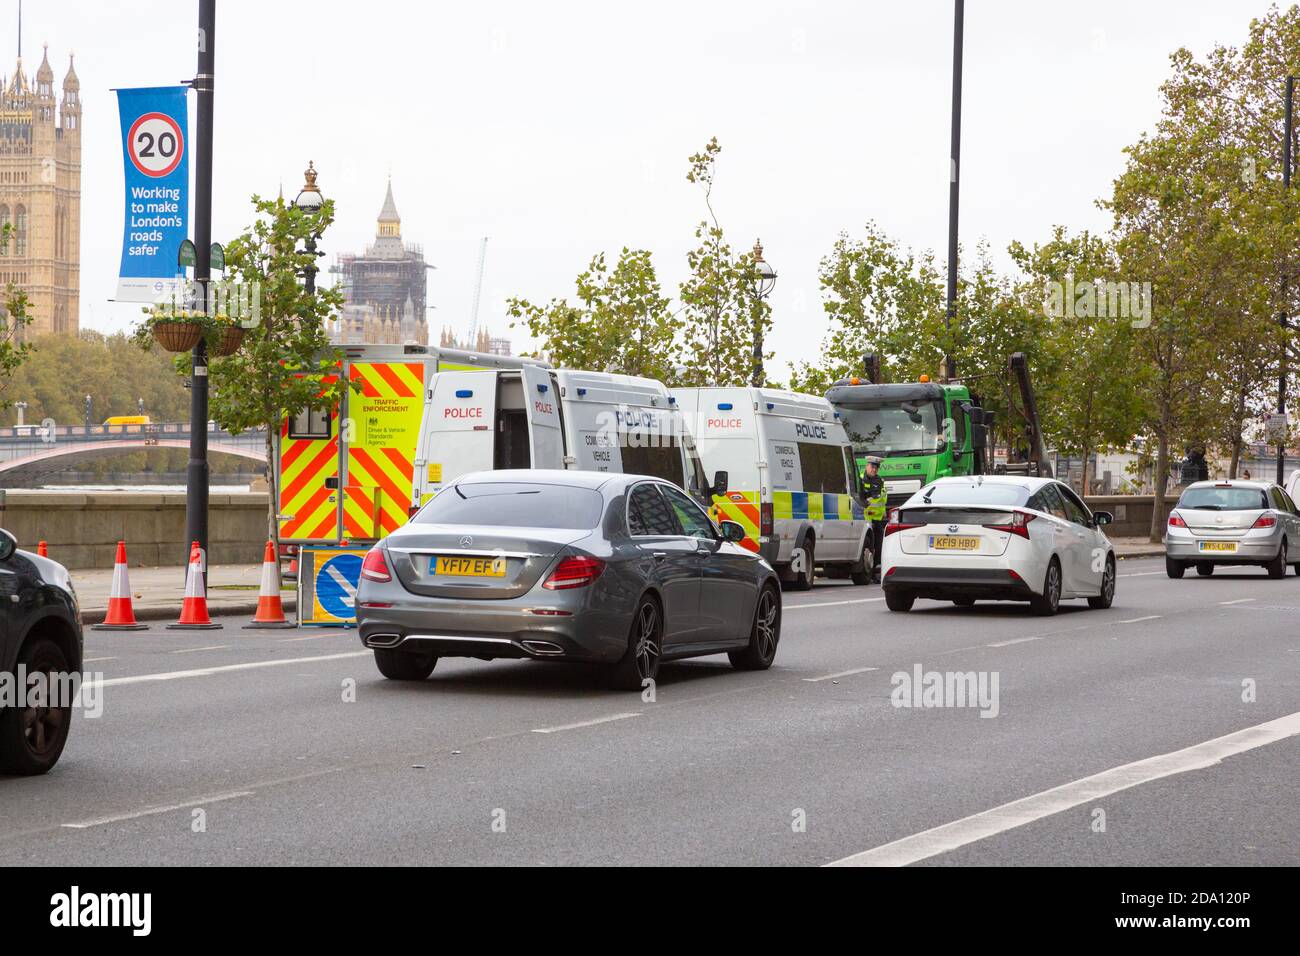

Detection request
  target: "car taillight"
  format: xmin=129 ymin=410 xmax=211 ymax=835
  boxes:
xmin=1167 ymin=513 xmax=1187 ymax=528
xmin=542 ymin=555 xmax=605 ymax=590
xmin=360 ymin=548 xmax=392 ymax=582
xmin=760 ymin=502 xmax=774 ymax=537
xmin=884 ymin=508 xmax=923 ymax=536
xmin=1252 ymin=514 xmax=1277 ymax=529
xmin=986 ymin=510 xmax=1036 ymax=539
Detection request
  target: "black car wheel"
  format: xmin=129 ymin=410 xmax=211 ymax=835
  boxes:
xmin=730 ymin=584 xmax=781 ymax=671
xmin=1166 ymin=557 xmax=1186 ymax=579
xmin=1030 ymin=559 xmax=1062 ymax=616
xmin=1267 ymin=539 xmax=1288 ymax=579
xmin=885 ymin=590 xmax=915 ymax=612
xmin=1088 ymin=555 xmax=1116 ymax=609
xmin=1196 ymin=562 xmax=1214 ymax=577
xmin=373 ymin=648 xmax=438 ymax=681
xmin=0 ymin=637 xmax=73 ymax=776
xmin=608 ymin=596 xmax=662 ymax=690
xmin=952 ymin=596 xmax=976 ymax=607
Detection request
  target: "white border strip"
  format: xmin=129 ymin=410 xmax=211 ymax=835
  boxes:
xmin=828 ymin=710 xmax=1300 ymax=867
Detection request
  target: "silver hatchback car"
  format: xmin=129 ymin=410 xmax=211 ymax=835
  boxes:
xmin=356 ymin=470 xmax=783 ymax=689
xmin=1164 ymin=480 xmax=1300 ymax=578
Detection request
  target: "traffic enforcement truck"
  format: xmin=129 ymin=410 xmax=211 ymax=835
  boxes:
xmin=275 ymin=344 xmax=545 ymax=546
xmin=825 ymin=352 xmax=1049 ymax=512
xmin=410 ymin=367 xmax=723 ymax=507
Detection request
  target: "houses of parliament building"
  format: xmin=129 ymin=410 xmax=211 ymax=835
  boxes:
xmin=0 ymin=43 xmax=81 ymax=337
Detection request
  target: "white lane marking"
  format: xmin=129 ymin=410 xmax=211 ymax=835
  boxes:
xmin=83 ymin=657 xmax=117 ymax=663
xmin=1219 ymin=598 xmax=1255 ymax=606
xmin=1120 ymin=571 xmax=1165 ymax=577
xmin=1118 ymin=615 xmax=1161 ymax=624
xmin=531 ymin=713 xmax=641 ymax=734
xmin=278 ymin=633 xmax=343 ymax=642
xmin=169 ymin=644 xmax=229 ymax=654
xmin=828 ymin=710 xmax=1300 ymax=867
xmin=99 ymin=651 xmax=371 ymax=687
xmin=987 ymin=636 xmax=1042 ymax=648
xmin=803 ymin=666 xmax=878 ymax=683
xmin=325 ymin=564 xmax=357 ymax=608
xmin=786 ymin=598 xmax=884 ymax=611
xmin=62 ymin=790 xmax=254 ymax=829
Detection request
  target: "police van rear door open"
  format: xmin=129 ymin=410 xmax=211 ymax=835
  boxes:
xmin=521 ymin=365 xmax=565 ymax=470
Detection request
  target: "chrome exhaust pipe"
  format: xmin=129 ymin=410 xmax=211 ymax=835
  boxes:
xmin=521 ymin=640 xmax=564 ymax=656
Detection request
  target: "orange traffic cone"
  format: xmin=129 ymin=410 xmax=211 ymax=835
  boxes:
xmin=37 ymin=540 xmax=48 ymax=558
xmin=166 ymin=541 xmax=223 ymax=630
xmin=244 ymin=540 xmax=293 ymax=629
xmin=91 ymin=541 xmax=147 ymax=631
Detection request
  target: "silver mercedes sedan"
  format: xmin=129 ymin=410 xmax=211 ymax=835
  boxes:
xmin=356 ymin=470 xmax=782 ymax=689
xmin=1164 ymin=479 xmax=1300 ymax=578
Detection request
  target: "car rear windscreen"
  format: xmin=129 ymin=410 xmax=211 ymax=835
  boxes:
xmin=414 ymin=483 xmax=604 ymax=529
xmin=1177 ymin=487 xmax=1269 ymax=511
xmin=913 ymin=483 xmax=1030 ymax=506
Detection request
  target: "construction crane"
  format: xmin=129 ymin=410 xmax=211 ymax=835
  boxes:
xmin=469 ymin=236 xmax=489 ymax=345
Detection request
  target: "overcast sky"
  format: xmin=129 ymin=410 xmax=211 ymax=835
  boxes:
xmin=18 ymin=0 xmax=1281 ymax=377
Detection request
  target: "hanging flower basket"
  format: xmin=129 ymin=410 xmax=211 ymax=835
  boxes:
xmin=210 ymin=324 xmax=247 ymax=357
xmin=150 ymin=319 xmax=204 ymax=353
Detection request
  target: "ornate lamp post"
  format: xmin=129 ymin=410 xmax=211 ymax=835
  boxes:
xmin=294 ymin=161 xmax=324 ymax=295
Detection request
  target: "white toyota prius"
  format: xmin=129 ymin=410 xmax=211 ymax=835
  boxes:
xmin=880 ymin=475 xmax=1117 ymax=615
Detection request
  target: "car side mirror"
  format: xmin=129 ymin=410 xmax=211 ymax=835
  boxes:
xmin=0 ymin=528 xmax=16 ymax=561
xmin=720 ymin=520 xmax=747 ymax=544
xmin=711 ymin=470 xmax=729 ymax=497
xmin=1093 ymin=511 xmax=1113 ymax=527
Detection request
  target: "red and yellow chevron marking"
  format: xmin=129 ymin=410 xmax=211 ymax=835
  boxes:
xmin=279 ymin=429 xmax=340 ymax=541
xmin=342 ymin=362 xmax=425 ymax=540
xmin=277 ymin=373 xmax=341 ymax=542
xmin=713 ymin=490 xmax=761 ymax=553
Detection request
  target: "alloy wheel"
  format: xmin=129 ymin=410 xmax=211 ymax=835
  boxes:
xmin=634 ymin=602 xmax=660 ymax=679
xmin=755 ymin=589 xmax=779 ymax=661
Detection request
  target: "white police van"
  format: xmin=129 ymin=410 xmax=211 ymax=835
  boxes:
xmin=411 ymin=367 xmax=722 ymax=507
xmin=671 ymin=386 xmax=872 ymax=589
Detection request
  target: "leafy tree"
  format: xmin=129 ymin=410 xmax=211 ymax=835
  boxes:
xmin=677 ymin=137 xmax=773 ymax=386
xmin=0 ymin=221 xmax=33 ymax=410
xmin=1009 ymin=229 xmax=1147 ymax=494
xmin=1105 ymin=7 xmax=1300 ymax=536
xmin=197 ymin=194 xmax=349 ymax=539
xmin=507 ymin=247 xmax=681 ymax=381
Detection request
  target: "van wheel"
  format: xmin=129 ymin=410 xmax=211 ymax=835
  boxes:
xmin=1266 ymin=539 xmax=1288 ymax=579
xmin=0 ymin=637 xmax=73 ymax=776
xmin=1030 ymin=559 xmax=1062 ymax=616
xmin=373 ymin=648 xmax=437 ymax=681
xmin=789 ymin=537 xmax=815 ymax=591
xmin=850 ymin=539 xmax=875 ymax=586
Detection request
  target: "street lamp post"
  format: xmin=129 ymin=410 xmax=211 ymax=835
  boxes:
xmin=84 ymin=394 xmax=91 ymax=428
xmin=751 ymin=239 xmax=777 ymax=387
xmin=185 ymin=0 xmax=216 ymax=579
xmin=944 ymin=0 xmax=964 ymax=383
xmin=1279 ymin=76 xmax=1296 ymax=485
xmin=295 ymin=162 xmax=324 ymax=295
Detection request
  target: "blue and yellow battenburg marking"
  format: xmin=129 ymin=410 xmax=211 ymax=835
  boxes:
xmin=773 ymin=491 xmax=864 ymax=521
